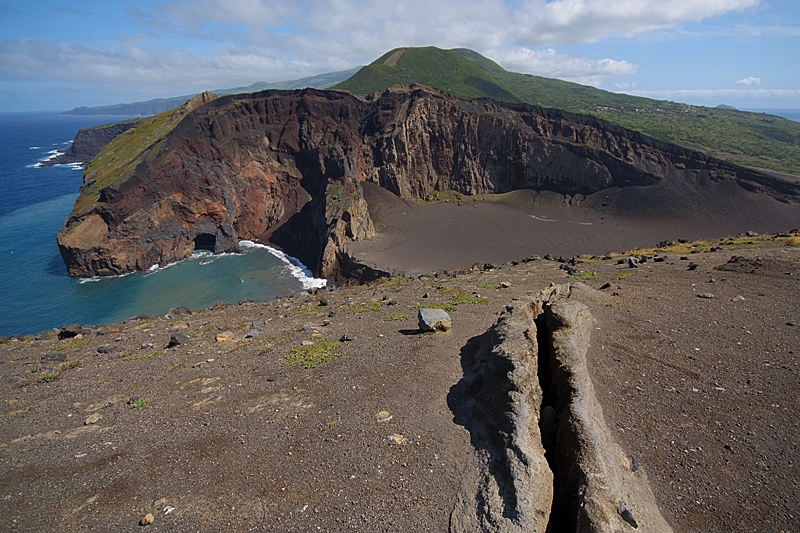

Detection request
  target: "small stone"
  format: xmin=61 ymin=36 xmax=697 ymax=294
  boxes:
xmin=127 ymin=396 xmax=139 ymax=405
xmin=167 ymin=333 xmax=188 ymax=348
xmin=321 ymin=319 xmax=330 ymax=327
xmin=422 ymin=292 xmax=430 ymax=299
xmin=244 ymin=330 xmax=259 ymax=339
xmin=732 ymin=295 xmax=746 ymax=301
xmin=339 ymin=334 xmax=353 ymax=342
xmin=140 ymin=513 xmax=154 ymax=526
xmin=499 ymin=281 xmax=512 ymax=288
xmin=654 ymin=255 xmax=667 ymax=262
xmin=599 ymin=282 xmax=612 ymax=290
xmin=58 ymin=324 xmax=85 ymax=340
xmin=84 ymin=414 xmax=101 ymax=425
xmin=301 ymin=340 xmax=315 ymax=346
xmin=687 ymin=262 xmax=699 ymax=270
xmin=168 ymin=306 xmax=191 ymax=317
xmin=617 ymin=502 xmax=638 ymax=528
xmin=418 ymin=308 xmax=452 ymax=332
xmin=375 ymin=411 xmax=393 ymax=424
xmin=318 ymin=297 xmax=328 ymax=307
xmin=697 ymin=293 xmax=715 ymax=299
xmin=627 ymin=257 xmax=639 ymax=268
xmin=388 ymin=433 xmax=409 ymax=445
xmin=215 ymin=331 xmax=234 ymax=342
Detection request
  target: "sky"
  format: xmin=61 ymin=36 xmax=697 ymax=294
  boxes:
xmin=0 ymin=0 xmax=798 ymax=112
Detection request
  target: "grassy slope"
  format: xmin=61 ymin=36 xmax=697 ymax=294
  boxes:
xmin=335 ymin=47 xmax=800 ymax=176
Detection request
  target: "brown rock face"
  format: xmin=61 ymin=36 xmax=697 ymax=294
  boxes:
xmin=57 ymin=85 xmax=800 ymax=279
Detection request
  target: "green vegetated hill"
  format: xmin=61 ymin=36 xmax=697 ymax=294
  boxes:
xmin=335 ymin=47 xmax=800 ymax=176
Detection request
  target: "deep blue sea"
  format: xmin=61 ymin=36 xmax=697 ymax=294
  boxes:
xmin=0 ymin=112 xmax=324 ymax=336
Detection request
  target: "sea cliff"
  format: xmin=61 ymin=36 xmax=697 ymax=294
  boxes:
xmin=57 ymin=85 xmax=800 ymax=279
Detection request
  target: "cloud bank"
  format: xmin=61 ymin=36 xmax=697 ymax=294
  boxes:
xmin=0 ymin=0 xmax=770 ymax=108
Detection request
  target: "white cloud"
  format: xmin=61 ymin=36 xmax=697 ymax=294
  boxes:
xmin=0 ymin=0 xmax=768 ymax=108
xmin=735 ymin=76 xmax=762 ymax=86
xmin=623 ymin=87 xmax=800 ymax=107
xmin=490 ymin=47 xmax=638 ymax=86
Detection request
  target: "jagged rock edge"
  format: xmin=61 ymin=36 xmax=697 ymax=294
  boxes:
xmin=450 ymin=283 xmax=673 ymax=532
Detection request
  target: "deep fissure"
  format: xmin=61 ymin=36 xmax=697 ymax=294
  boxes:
xmin=534 ymin=308 xmax=578 ymax=532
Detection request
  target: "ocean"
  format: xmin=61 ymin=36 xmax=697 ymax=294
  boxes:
xmin=0 ymin=112 xmax=324 ymax=337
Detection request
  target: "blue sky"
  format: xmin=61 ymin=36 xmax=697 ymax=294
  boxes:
xmin=0 ymin=0 xmax=797 ymax=111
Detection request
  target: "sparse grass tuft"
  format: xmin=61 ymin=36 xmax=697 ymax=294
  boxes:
xmin=412 ymin=303 xmax=458 ymax=313
xmin=53 ymin=339 xmax=91 ymax=351
xmin=380 ymin=277 xmax=412 ymax=290
xmin=38 ymin=372 xmax=59 ymax=383
xmin=347 ymin=301 xmax=382 ymax=314
xmin=450 ymin=291 xmax=489 ymax=305
xmin=285 ymin=341 xmax=342 ymax=369
xmin=293 ymin=303 xmax=327 ymax=317
xmin=568 ymin=271 xmax=599 ymax=280
xmin=131 ymin=398 xmax=150 ymax=409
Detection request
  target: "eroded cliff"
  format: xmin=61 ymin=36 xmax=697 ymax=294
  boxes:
xmin=58 ymin=85 xmax=800 ymax=279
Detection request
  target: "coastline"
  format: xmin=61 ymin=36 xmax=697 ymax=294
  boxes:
xmin=1 ymin=234 xmax=796 ymax=531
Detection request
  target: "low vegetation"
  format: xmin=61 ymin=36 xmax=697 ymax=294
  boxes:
xmin=285 ymin=341 xmax=342 ymax=369
xmin=335 ymin=47 xmax=800 ymax=175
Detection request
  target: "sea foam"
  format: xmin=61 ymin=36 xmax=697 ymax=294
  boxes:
xmin=241 ymin=240 xmax=327 ymax=290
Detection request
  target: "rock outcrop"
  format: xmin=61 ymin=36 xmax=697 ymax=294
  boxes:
xmin=449 ymin=284 xmax=673 ymax=532
xmin=57 ymin=84 xmax=800 ymax=279
xmin=40 ymin=120 xmax=142 ymax=167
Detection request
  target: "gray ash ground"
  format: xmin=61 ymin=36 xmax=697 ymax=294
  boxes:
xmin=0 ymin=235 xmax=798 ymax=532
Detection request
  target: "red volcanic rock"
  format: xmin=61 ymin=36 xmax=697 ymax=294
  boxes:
xmin=57 ymin=85 xmax=800 ymax=280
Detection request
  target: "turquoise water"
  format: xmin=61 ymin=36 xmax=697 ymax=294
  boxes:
xmin=0 ymin=113 xmax=323 ymax=336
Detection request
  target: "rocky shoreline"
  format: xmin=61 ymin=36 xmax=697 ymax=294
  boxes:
xmin=2 ymin=233 xmax=797 ymax=531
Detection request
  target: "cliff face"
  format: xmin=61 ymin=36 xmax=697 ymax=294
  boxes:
xmin=40 ymin=120 xmax=142 ymax=167
xmin=57 ymin=85 xmax=800 ymax=279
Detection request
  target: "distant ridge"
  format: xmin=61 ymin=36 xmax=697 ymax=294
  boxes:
xmin=335 ymin=47 xmax=800 ymax=176
xmin=62 ymin=68 xmax=359 ymax=116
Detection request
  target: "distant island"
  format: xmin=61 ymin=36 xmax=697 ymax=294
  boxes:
xmin=62 ymin=68 xmax=359 ymax=116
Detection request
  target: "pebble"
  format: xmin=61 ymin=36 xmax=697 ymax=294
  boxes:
xmin=340 ymin=334 xmax=353 ymax=342
xmin=140 ymin=513 xmax=154 ymax=526
xmin=84 ymin=414 xmax=101 ymax=425
xmin=697 ymin=293 xmax=715 ymax=299
xmin=301 ymin=340 xmax=315 ymax=346
xmin=215 ymin=331 xmax=234 ymax=342
xmin=732 ymin=295 xmax=746 ymax=301
xmin=244 ymin=329 xmax=259 ymax=339
xmin=388 ymin=433 xmax=409 ymax=445
xmin=500 ymin=281 xmax=512 ymax=288
xmin=375 ymin=410 xmax=393 ymax=424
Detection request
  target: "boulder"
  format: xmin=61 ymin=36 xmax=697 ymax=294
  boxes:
xmin=418 ymin=308 xmax=452 ymax=332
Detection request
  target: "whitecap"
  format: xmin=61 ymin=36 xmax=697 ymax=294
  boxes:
xmin=29 ymin=146 xmax=41 ymax=150
xmin=240 ymin=240 xmax=327 ymax=290
xmin=33 ymin=149 xmax=64 ymax=168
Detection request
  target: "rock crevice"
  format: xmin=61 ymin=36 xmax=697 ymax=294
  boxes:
xmin=449 ymin=283 xmax=673 ymax=532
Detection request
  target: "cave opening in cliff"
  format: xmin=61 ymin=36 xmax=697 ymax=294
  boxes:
xmin=193 ymin=233 xmax=217 ymax=252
